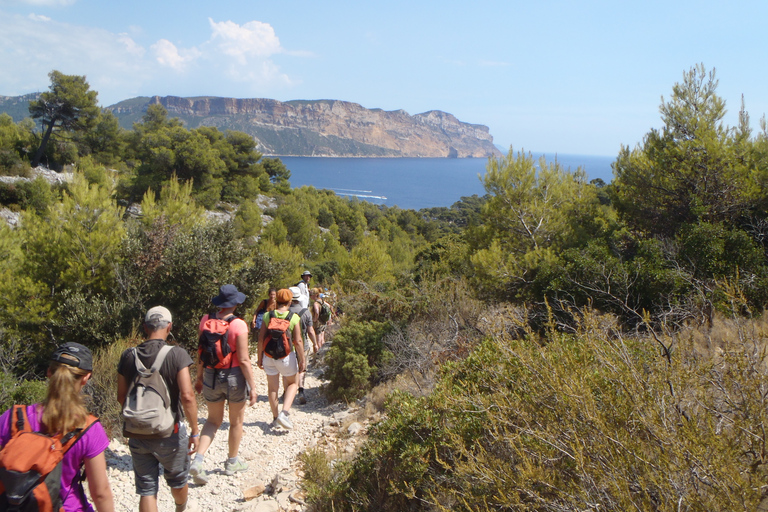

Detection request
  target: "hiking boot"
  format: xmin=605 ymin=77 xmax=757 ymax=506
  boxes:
xmin=189 ymin=459 xmax=208 ymax=485
xmin=224 ymin=458 xmax=248 ymax=475
xmin=276 ymin=411 xmax=294 ymax=429
xmin=297 ymin=389 xmax=307 ymax=405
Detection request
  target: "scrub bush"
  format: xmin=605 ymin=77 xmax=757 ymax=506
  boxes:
xmin=324 ymin=320 xmax=393 ymax=401
xmin=310 ymin=310 xmax=768 ymax=511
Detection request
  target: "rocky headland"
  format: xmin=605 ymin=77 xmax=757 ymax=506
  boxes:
xmin=106 ymin=96 xmax=502 ymax=158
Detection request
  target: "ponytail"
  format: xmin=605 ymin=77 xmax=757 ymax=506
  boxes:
xmin=42 ymin=362 xmax=89 ymax=434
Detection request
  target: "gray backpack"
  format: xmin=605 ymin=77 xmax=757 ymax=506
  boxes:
xmin=122 ymin=345 xmax=175 ymax=438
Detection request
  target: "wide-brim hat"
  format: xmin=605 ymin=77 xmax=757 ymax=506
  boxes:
xmin=212 ymin=284 xmax=247 ymax=308
xmin=289 ymin=286 xmax=301 ymax=301
xmin=301 ymin=270 xmax=312 ymax=277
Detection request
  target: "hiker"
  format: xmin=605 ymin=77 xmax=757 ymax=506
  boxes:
xmin=296 ymin=270 xmax=312 ymax=309
xmin=0 ymin=342 xmax=114 ymax=512
xmin=289 ymin=286 xmax=317 ymax=405
xmin=257 ymin=288 xmax=306 ymax=429
xmin=251 ymin=288 xmax=277 ymax=331
xmin=311 ymin=288 xmax=332 ymax=349
xmin=191 ymin=284 xmax=257 ymax=484
xmin=117 ymin=306 xmax=200 ymax=512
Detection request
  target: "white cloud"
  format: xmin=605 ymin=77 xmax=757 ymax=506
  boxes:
xmin=151 ymin=39 xmax=200 ymax=70
xmin=208 ymin=18 xmax=282 ymax=64
xmin=118 ymin=34 xmax=145 ymax=58
xmin=0 ymin=12 xmax=152 ymax=103
xmin=0 ymin=12 xmax=303 ymax=105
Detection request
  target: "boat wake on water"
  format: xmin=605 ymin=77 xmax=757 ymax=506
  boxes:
xmin=329 ymin=188 xmax=387 ymax=200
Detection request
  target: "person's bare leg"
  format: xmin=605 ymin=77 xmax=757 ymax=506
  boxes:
xmin=139 ymin=495 xmax=158 ymax=512
xmin=267 ymin=373 xmax=280 ymax=419
xmin=282 ymin=374 xmax=298 ymax=412
xmin=170 ymin=485 xmax=188 ymax=509
xmin=196 ymin=400 xmax=225 ymax=457
xmin=227 ymin=400 xmax=246 ymax=458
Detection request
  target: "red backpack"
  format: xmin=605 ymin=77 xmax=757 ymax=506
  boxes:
xmin=198 ymin=314 xmax=237 ymax=369
xmin=0 ymin=405 xmax=98 ymax=512
xmin=263 ymin=312 xmax=295 ymax=359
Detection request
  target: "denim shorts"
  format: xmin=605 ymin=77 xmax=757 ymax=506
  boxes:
xmin=202 ymin=366 xmax=249 ymax=403
xmin=128 ymin=424 xmax=189 ymax=495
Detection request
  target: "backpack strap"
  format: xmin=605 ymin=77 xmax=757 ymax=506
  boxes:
xmin=150 ymin=345 xmax=173 ymax=373
xmin=60 ymin=415 xmax=99 ymax=452
xmin=10 ymin=404 xmax=30 ymax=436
xmin=133 ymin=344 xmax=173 ymax=380
xmin=285 ymin=312 xmax=296 ymax=341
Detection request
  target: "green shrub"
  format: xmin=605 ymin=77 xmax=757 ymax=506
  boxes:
xmin=324 ymin=321 xmax=393 ymax=401
xmin=0 ymin=376 xmax=47 ymax=413
xmin=86 ymin=337 xmax=135 ymax=438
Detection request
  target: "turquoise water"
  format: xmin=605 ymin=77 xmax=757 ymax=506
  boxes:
xmin=281 ymin=153 xmax=614 ymax=210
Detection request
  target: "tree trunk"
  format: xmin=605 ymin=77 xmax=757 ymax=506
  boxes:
xmin=30 ymin=120 xmax=56 ymax=168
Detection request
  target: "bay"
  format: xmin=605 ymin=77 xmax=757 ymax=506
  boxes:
xmin=280 ymin=153 xmax=615 ymax=211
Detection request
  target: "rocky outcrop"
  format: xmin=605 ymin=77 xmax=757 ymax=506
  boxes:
xmin=107 ymin=96 xmax=502 ymax=158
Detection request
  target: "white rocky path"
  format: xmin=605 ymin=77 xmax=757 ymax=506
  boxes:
xmin=103 ymin=345 xmax=365 ymax=512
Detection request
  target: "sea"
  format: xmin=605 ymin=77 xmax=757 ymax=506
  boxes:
xmin=279 ymin=153 xmax=615 ymax=211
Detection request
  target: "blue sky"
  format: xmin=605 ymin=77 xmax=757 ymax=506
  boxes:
xmin=1 ymin=0 xmax=766 ymax=157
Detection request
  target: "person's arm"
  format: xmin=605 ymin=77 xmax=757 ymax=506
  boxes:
xmin=84 ymin=452 xmax=115 ymax=512
xmin=235 ymin=326 xmax=258 ymax=406
xmin=116 ymin=373 xmax=128 ymax=407
xmin=308 ymin=324 xmax=318 ymax=353
xmin=293 ymin=321 xmax=306 ymax=373
xmin=194 ymin=359 xmax=204 ymax=394
xmin=176 ymin=365 xmax=199 ymax=453
xmin=257 ymin=316 xmax=268 ymax=369
xmin=312 ymin=301 xmax=320 ymax=323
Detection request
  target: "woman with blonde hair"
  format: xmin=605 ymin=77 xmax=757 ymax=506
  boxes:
xmin=0 ymin=342 xmax=114 ymax=512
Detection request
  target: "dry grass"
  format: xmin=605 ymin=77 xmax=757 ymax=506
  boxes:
xmin=309 ymin=307 xmax=768 ymax=512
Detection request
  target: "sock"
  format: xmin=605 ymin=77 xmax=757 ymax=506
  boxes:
xmin=227 ymin=456 xmax=238 ymax=465
xmin=175 ymin=501 xmax=187 ymax=512
xmin=194 ymin=454 xmax=204 ymax=464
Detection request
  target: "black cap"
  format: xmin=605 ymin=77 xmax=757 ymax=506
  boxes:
xmin=51 ymin=342 xmax=93 ymax=372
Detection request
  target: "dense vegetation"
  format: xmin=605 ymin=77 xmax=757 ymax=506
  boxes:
xmin=3 ymin=64 xmax=768 ymax=510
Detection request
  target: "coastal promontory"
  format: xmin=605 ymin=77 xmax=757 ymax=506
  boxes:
xmin=106 ymin=96 xmax=502 ymax=158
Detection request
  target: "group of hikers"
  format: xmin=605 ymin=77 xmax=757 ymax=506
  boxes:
xmin=0 ymin=271 xmax=336 ymax=512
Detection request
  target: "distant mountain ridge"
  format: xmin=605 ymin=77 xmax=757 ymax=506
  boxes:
xmin=106 ymin=96 xmax=502 ymax=158
xmin=1 ymin=93 xmax=501 ymax=158
xmin=0 ymin=93 xmax=40 ymax=123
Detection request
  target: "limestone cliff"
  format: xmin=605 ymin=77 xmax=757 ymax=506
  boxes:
xmin=107 ymin=96 xmax=502 ymax=158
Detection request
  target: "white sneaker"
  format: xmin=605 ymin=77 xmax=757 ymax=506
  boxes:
xmin=276 ymin=411 xmax=293 ymax=429
xmin=189 ymin=459 xmax=208 ymax=485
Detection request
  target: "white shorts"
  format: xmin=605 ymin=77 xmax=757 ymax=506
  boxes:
xmin=262 ymin=351 xmax=298 ymax=377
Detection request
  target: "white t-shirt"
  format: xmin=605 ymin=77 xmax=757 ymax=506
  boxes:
xmin=297 ymin=280 xmax=310 ymax=309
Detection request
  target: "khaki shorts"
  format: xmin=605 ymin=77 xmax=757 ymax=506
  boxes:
xmin=202 ymin=366 xmax=249 ymax=403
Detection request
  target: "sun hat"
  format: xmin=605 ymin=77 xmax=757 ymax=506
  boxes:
xmin=145 ymin=306 xmax=172 ymax=324
xmin=301 ymin=271 xmax=312 ymax=277
xmin=51 ymin=342 xmax=93 ymax=372
xmin=276 ymin=288 xmax=293 ymax=304
xmin=289 ymin=286 xmax=301 ymax=301
xmin=212 ymin=284 xmax=247 ymax=308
